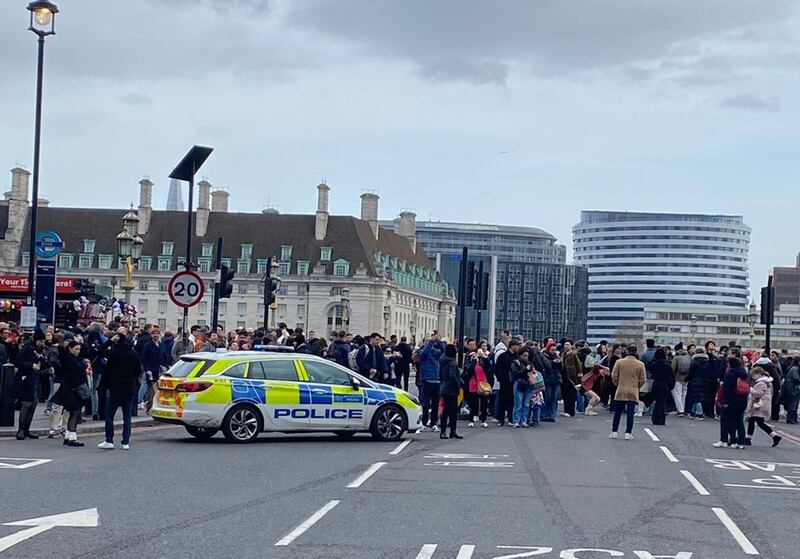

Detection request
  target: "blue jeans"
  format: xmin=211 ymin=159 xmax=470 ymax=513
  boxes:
xmin=576 ymin=390 xmax=587 ymax=413
xmin=543 ymin=384 xmax=560 ymax=420
xmin=137 ymin=373 xmax=148 ymax=403
xmin=513 ymin=381 xmax=531 ymax=424
xmin=491 ymin=389 xmax=500 ymax=418
xmin=105 ymin=391 xmax=134 ymax=445
xmin=612 ymin=401 xmax=637 ymax=434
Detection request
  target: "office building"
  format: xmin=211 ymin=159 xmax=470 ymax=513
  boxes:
xmin=772 ymin=252 xmax=800 ymax=306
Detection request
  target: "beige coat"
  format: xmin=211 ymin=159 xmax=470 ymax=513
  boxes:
xmin=612 ymin=356 xmax=646 ymax=402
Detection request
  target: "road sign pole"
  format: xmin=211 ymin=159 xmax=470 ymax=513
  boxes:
xmin=211 ymin=236 xmax=223 ymax=332
xmin=263 ymin=257 xmax=271 ymax=331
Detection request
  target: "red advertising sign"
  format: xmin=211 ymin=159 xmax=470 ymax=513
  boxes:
xmin=0 ymin=275 xmax=77 ymax=295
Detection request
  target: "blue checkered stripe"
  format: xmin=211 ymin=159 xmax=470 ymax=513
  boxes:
xmin=231 ymin=380 xmax=266 ymax=405
xmin=364 ymin=388 xmax=397 ymax=406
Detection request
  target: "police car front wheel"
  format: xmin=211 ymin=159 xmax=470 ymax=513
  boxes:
xmin=222 ymin=405 xmax=263 ymax=443
xmin=370 ymin=405 xmax=407 ymax=442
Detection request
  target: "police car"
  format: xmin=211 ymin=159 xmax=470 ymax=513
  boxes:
xmin=151 ymin=351 xmax=422 ymax=443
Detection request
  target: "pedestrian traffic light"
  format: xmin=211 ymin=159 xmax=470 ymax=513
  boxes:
xmin=268 ymin=277 xmax=279 ymax=306
xmin=760 ymin=286 xmax=775 ymax=325
xmin=480 ymin=271 xmax=490 ymax=311
xmin=220 ymin=264 xmax=235 ymax=299
xmin=463 ymin=260 xmax=475 ymax=307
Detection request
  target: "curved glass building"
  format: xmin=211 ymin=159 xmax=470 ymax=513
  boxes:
xmin=573 ymin=211 xmax=750 ymax=343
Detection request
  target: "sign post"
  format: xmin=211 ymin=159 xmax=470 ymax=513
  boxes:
xmin=29 ymin=230 xmax=62 ymax=329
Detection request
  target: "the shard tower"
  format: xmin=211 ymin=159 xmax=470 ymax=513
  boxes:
xmin=166 ymin=178 xmax=184 ymax=211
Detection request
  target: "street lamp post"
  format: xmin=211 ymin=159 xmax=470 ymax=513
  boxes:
xmin=383 ymin=306 xmax=391 ymax=338
xmin=24 ymin=0 xmax=58 ymax=305
xmin=340 ymin=288 xmax=350 ymax=333
xmin=747 ymin=301 xmax=758 ymax=347
xmin=409 ymin=302 xmax=418 ymax=346
xmin=689 ymin=315 xmax=697 ymax=345
xmin=116 ymin=210 xmax=143 ymax=319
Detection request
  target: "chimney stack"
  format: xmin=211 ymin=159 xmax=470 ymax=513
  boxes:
xmin=360 ymin=192 xmax=379 ymax=239
xmin=211 ymin=189 xmax=229 ymax=213
xmin=395 ymin=211 xmax=417 ymax=253
xmin=4 ymin=168 xmax=30 ymax=241
xmin=138 ymin=178 xmax=153 ymax=234
xmin=10 ymin=167 xmax=30 ymax=202
xmin=315 ymin=182 xmax=330 ymax=241
xmin=196 ymin=179 xmax=212 ymax=236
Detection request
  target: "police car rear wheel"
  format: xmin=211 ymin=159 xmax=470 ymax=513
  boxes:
xmin=185 ymin=426 xmax=218 ymax=439
xmin=222 ymin=405 xmax=262 ymax=443
xmin=371 ymin=405 xmax=406 ymax=442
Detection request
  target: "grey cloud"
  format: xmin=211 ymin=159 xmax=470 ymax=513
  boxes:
xmin=287 ymin=0 xmax=795 ymax=82
xmin=415 ymin=59 xmax=509 ymax=86
xmin=719 ymin=94 xmax=780 ymax=112
xmin=119 ymin=92 xmax=154 ymax=106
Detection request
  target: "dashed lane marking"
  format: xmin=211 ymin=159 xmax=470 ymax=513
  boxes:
xmin=0 ymin=458 xmax=52 ymax=470
xmin=680 ymin=470 xmax=711 ymax=496
xmin=274 ymin=500 xmax=340 ymax=547
xmin=415 ymin=544 xmax=437 ymax=559
xmin=712 ymin=507 xmax=759 ymax=555
xmin=389 ymin=439 xmax=412 ymax=455
xmin=346 ymin=462 xmax=386 ymax=488
xmin=455 ymin=544 xmax=475 ymax=559
xmin=659 ymin=446 xmax=679 ymax=463
xmin=643 ymin=428 xmax=660 ymax=442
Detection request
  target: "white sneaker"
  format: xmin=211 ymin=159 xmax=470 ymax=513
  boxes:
xmin=491 ymin=418 xmax=500 ymax=424
xmin=635 ymin=412 xmax=643 ymax=418
xmin=712 ymin=441 xmax=729 ymax=448
xmin=431 ymin=425 xmax=440 ymax=432
xmin=121 ymin=444 xmax=130 ymax=450
xmin=468 ymin=422 xmax=474 ymax=428
xmin=585 ymin=409 xmax=598 ymax=416
xmin=419 ymin=426 xmax=429 ymax=432
xmin=624 ymin=433 xmax=634 ymax=441
xmin=735 ymin=444 xmax=745 ymax=450
xmin=510 ymin=422 xmax=519 ymax=427
xmin=609 ymin=432 xmax=618 ymax=439
xmin=97 ymin=441 xmax=114 ymax=450
xmin=481 ymin=422 xmax=488 ymax=428
xmin=560 ymin=413 xmax=571 ymax=418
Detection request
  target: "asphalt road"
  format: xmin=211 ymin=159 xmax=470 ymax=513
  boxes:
xmin=1 ymin=412 xmax=799 ymax=559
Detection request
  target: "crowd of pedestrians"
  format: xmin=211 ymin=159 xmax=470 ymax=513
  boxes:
xmin=7 ymin=316 xmax=800 ymax=449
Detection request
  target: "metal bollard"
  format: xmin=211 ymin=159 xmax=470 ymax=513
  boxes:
xmin=0 ymin=363 xmax=16 ymax=427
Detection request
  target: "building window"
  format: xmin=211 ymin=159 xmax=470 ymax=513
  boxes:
xmin=139 ymin=280 xmax=149 ymax=291
xmin=58 ymin=254 xmax=73 ymax=268
xmin=280 ymin=245 xmax=292 ymax=261
xmin=198 ymin=258 xmax=212 ymax=273
xmin=197 ymin=319 xmax=207 ymax=327
xmin=297 ymin=284 xmax=308 ymax=296
xmin=138 ymin=299 xmax=148 ymax=313
xmin=79 ymin=255 xmax=93 ymax=269
xmin=237 ymin=283 xmax=248 ymax=294
xmin=277 ymin=303 xmax=287 ymax=316
xmin=219 ymin=302 xmax=227 ymax=315
xmin=237 ymin=302 xmax=247 ymax=315
xmin=158 ymin=299 xmax=167 ymax=313
xmin=327 ymin=304 xmax=346 ymax=331
xmin=198 ymin=301 xmax=208 ymax=314
xmin=138 ymin=256 xmax=152 ymax=271
xmin=279 ymin=262 xmax=290 ymax=276
xmin=320 ymin=247 xmax=332 ymax=261
xmin=333 ymin=259 xmax=349 ymax=277
xmin=201 ymin=243 xmax=214 ymax=257
xmin=297 ymin=304 xmax=306 ymax=317
xmin=241 ymin=244 xmax=253 ymax=259
xmin=162 ymin=242 xmax=174 ymax=256
xmin=218 ymin=320 xmax=226 ymax=331
xmin=158 ymin=281 xmax=168 ymax=291
xmin=157 ymin=318 xmax=167 ymax=331
xmin=237 ymin=260 xmax=251 ymax=274
xmin=83 ymin=239 xmax=95 ymax=253
xmin=257 ymin=259 xmax=269 ymax=275
xmin=98 ymin=255 xmax=113 ymax=269
xmin=158 ymin=257 xmax=172 ymax=271
xmin=236 ymin=321 xmax=246 ymax=329
xmin=297 ymin=261 xmax=309 ymax=276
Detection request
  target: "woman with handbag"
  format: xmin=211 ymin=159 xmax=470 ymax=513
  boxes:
xmin=512 ymin=349 xmax=533 ymax=427
xmin=713 ymin=357 xmax=748 ymax=449
xmin=465 ymin=349 xmax=492 ymax=428
xmin=52 ymin=340 xmax=89 ymax=447
xmin=745 ymin=367 xmax=781 ymax=447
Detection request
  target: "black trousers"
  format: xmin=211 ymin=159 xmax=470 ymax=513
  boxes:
xmin=395 ymin=367 xmax=410 ymax=392
xmin=747 ymin=417 xmax=774 ymax=438
xmin=561 ymin=381 xmax=577 ymax=417
xmin=771 ymin=380 xmax=782 ymax=421
xmin=421 ymin=381 xmax=440 ymax=427
xmin=17 ymin=400 xmax=37 ymax=436
xmin=721 ymin=407 xmax=746 ymax=445
xmin=440 ymin=394 xmax=459 ymax=435
xmin=66 ymin=408 xmax=81 ymax=433
xmin=498 ymin=384 xmax=514 ymax=423
xmin=466 ymin=392 xmax=489 ymax=422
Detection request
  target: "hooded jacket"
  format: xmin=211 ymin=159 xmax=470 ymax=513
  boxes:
xmin=99 ymin=340 xmax=141 ymax=396
xmin=686 ymin=353 xmax=714 ymax=403
xmin=439 ymin=354 xmax=462 ymax=397
xmin=418 ymin=340 xmax=444 ymax=382
xmin=747 ymin=376 xmax=773 ymax=419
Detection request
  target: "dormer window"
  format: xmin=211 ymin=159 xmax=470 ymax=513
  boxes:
xmin=162 ymin=242 xmax=174 ymax=256
xmin=333 ymin=259 xmax=350 ymax=277
xmin=280 ymin=245 xmax=292 ymax=261
xmin=201 ymin=243 xmax=213 ymax=257
xmin=320 ymin=247 xmax=332 ymax=261
xmin=241 ymin=244 xmax=253 ymax=259
xmin=83 ymin=239 xmax=95 ymax=253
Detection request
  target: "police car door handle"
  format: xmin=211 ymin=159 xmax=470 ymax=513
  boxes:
xmin=311 ymin=389 xmax=328 ymax=394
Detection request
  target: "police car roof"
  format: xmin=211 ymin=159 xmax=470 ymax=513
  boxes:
xmin=180 ymin=350 xmax=326 ymax=362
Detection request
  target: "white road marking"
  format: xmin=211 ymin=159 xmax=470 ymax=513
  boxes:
xmin=274 ymin=500 xmax=340 ymax=546
xmin=725 ymin=484 xmax=800 ymax=492
xmin=347 ymin=462 xmax=386 ymax=488
xmin=712 ymin=507 xmax=759 ymax=555
xmin=0 ymin=508 xmax=98 ymax=553
xmin=659 ymin=446 xmax=679 ymax=463
xmin=456 ymin=544 xmax=475 ymax=559
xmin=0 ymin=458 xmax=52 ymax=470
xmin=424 ymin=461 xmax=515 ymax=468
xmin=424 ymin=453 xmax=510 ymax=459
xmin=415 ymin=544 xmax=437 ymax=559
xmin=680 ymin=470 xmax=710 ymax=496
xmin=643 ymin=428 xmax=660 ymax=442
xmin=389 ymin=439 xmax=412 ymax=455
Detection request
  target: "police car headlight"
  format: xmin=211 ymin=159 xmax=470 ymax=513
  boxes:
xmin=408 ymin=394 xmax=420 ymax=406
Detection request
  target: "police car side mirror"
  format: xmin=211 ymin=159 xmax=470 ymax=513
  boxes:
xmin=351 ymin=377 xmax=361 ymax=390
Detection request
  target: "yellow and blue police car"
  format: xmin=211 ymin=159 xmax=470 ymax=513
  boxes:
xmin=151 ymin=350 xmax=422 ymax=443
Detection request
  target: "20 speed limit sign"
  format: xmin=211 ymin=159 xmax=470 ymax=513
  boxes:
xmin=167 ymin=270 xmax=205 ymax=308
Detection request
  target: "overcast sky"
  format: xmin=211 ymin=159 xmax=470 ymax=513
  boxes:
xmin=1 ymin=0 xmax=798 ymax=293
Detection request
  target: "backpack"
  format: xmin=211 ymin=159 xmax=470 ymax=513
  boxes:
xmin=736 ymin=377 xmax=750 ymax=397
xmin=677 ymin=354 xmax=692 ymax=375
xmin=584 ymin=353 xmax=596 ymax=369
xmin=348 ymin=348 xmax=360 ymax=371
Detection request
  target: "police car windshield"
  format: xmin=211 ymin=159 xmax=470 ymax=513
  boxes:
xmin=165 ymin=358 xmax=212 ymax=378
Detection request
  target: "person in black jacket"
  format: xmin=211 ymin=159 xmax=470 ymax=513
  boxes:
xmin=53 ymin=340 xmax=89 ymax=447
xmin=715 ymin=358 xmax=748 ymax=448
xmin=438 ymin=344 xmax=463 ymax=440
xmin=140 ymin=327 xmax=163 ymax=414
xmin=494 ymin=340 xmax=520 ymax=426
xmin=13 ymin=330 xmax=47 ymax=440
xmin=648 ymin=348 xmax=675 ymax=426
xmin=394 ymin=337 xmax=413 ymax=391
xmin=327 ymin=331 xmax=352 ymax=369
xmin=98 ymin=330 xmax=141 ymax=449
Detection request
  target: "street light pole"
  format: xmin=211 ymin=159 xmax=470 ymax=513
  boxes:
xmin=25 ymin=1 xmax=58 ymax=305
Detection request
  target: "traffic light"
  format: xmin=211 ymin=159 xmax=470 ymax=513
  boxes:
xmin=760 ymin=286 xmax=775 ymax=325
xmin=268 ymin=278 xmax=279 ymax=306
xmin=220 ymin=264 xmax=235 ymax=299
xmin=463 ymin=260 xmax=475 ymax=307
xmin=480 ymin=271 xmax=490 ymax=310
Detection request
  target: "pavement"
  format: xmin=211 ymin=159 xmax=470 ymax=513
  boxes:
xmin=0 ymin=405 xmax=156 ymax=438
xmin=1 ymin=407 xmax=799 ymax=559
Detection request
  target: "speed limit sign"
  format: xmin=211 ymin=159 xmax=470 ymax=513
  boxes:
xmin=168 ymin=270 xmax=205 ymax=308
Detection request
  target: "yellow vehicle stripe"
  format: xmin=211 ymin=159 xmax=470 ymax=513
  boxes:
xmin=295 ymin=360 xmax=309 ymax=381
